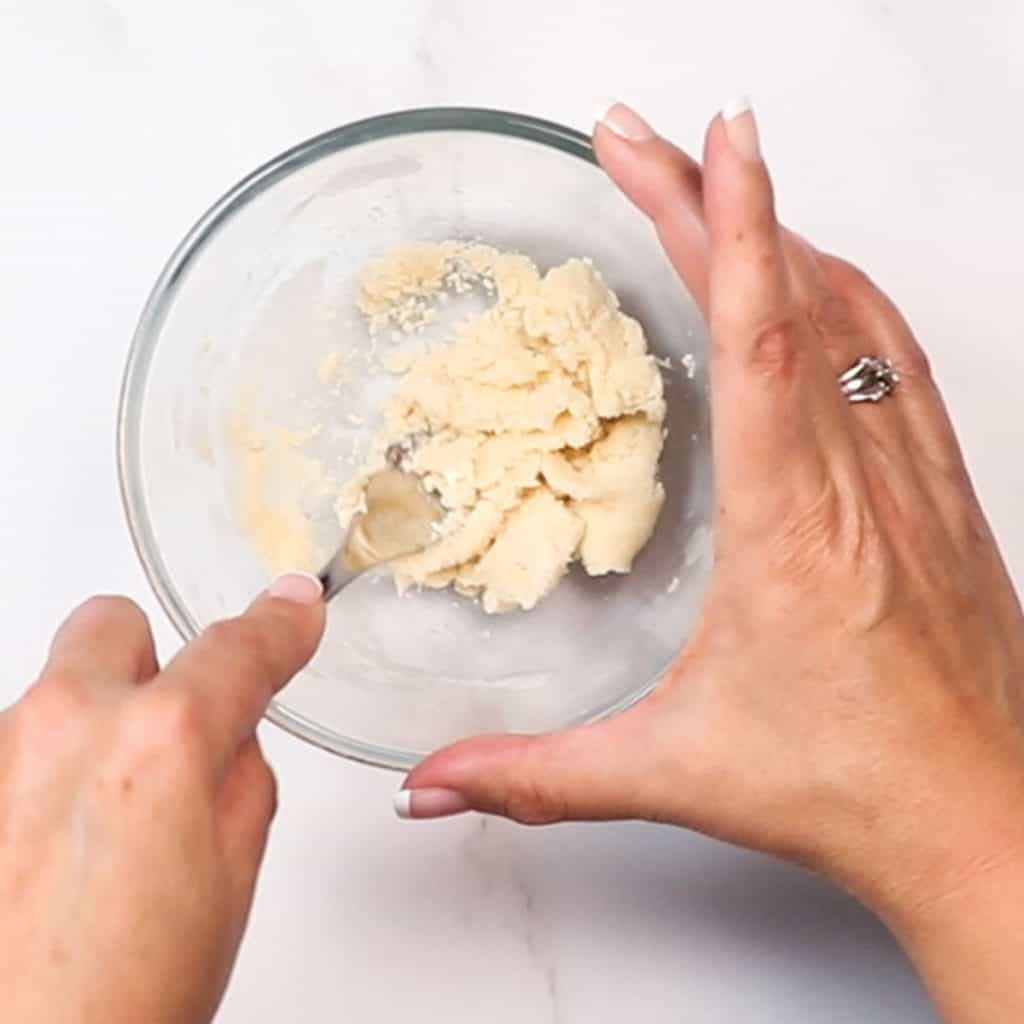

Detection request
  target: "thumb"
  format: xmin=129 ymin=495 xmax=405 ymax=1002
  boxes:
xmin=394 ymin=700 xmax=668 ymax=824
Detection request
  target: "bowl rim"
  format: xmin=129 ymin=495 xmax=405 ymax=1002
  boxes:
xmin=117 ymin=106 xmax=657 ymax=772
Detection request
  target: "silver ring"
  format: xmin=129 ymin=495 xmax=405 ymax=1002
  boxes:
xmin=838 ymin=356 xmax=899 ymax=404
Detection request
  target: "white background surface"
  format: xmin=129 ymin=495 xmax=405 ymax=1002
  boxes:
xmin=2 ymin=1 xmax=1023 ymax=1020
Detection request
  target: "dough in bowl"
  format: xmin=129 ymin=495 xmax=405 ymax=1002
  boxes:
xmin=338 ymin=242 xmax=667 ymax=614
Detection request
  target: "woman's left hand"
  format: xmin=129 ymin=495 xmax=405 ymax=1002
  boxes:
xmin=395 ymin=108 xmax=1024 ymax=1016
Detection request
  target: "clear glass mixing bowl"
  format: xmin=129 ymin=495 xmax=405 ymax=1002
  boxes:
xmin=118 ymin=108 xmax=712 ymax=770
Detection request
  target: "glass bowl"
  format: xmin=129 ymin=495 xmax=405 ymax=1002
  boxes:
xmin=118 ymin=107 xmax=712 ymax=771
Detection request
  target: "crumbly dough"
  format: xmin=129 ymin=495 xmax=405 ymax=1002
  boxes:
xmin=339 ymin=243 xmax=666 ymax=614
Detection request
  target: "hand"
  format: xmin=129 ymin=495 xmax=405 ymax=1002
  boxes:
xmin=399 ymin=104 xmax=1024 ymax=1018
xmin=1 ymin=574 xmax=324 ymax=1024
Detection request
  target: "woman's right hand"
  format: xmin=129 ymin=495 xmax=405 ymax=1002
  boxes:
xmin=0 ymin=576 xmax=325 ymax=1024
xmin=401 ymin=102 xmax=1024 ymax=1021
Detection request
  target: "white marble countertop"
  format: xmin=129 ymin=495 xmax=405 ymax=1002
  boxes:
xmin=3 ymin=1 xmax=1023 ymax=1020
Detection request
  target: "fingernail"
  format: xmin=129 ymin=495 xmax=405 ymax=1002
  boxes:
xmin=721 ymin=95 xmax=761 ymax=162
xmin=594 ymin=98 xmax=655 ymax=142
xmin=393 ymin=787 xmax=471 ymax=820
xmin=267 ymin=572 xmax=323 ymax=606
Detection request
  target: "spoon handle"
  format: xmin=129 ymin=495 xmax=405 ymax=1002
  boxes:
xmin=316 ymin=549 xmax=360 ymax=602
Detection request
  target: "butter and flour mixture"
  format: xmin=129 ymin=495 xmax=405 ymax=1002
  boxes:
xmin=337 ymin=241 xmax=667 ymax=614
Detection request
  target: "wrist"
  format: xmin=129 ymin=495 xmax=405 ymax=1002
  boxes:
xmin=879 ymin=845 xmax=1024 ymax=1023
xmin=838 ymin=753 xmax=1024 ymax=1020
xmin=825 ymin=729 xmax=1024 ymax=921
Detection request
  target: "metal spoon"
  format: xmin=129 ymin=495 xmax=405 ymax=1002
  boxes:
xmin=316 ymin=448 xmax=440 ymax=600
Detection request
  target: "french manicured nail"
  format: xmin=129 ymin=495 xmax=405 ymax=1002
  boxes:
xmin=594 ymin=98 xmax=655 ymax=142
xmin=267 ymin=572 xmax=323 ymax=605
xmin=394 ymin=787 xmax=471 ymax=820
xmin=721 ymin=95 xmax=762 ymax=162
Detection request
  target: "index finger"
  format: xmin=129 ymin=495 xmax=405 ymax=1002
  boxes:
xmin=152 ymin=573 xmax=325 ymax=773
xmin=593 ymin=102 xmax=710 ymax=316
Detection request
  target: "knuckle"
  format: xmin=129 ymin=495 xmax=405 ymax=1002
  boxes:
xmin=81 ymin=593 xmax=142 ymax=618
xmin=132 ymin=689 xmax=207 ymax=752
xmin=203 ymin=617 xmax=255 ymax=652
xmin=53 ymin=598 xmax=154 ymax=679
xmin=744 ymin=315 xmax=804 ymax=380
xmin=636 ymin=148 xmax=703 ymax=223
xmin=500 ymin=774 xmax=564 ymax=826
xmin=803 ymin=293 xmax=860 ymax=353
xmin=71 ymin=595 xmax=149 ymax=633
xmin=74 ymin=594 xmax=123 ymax=618
xmin=17 ymin=679 xmax=90 ymax=733
xmin=752 ymin=206 xmax=780 ymax=246
xmin=203 ymin=618 xmax=277 ymax=676
xmin=232 ymin=736 xmax=278 ymax=821
xmin=257 ymin=762 xmax=279 ymax=821
xmin=894 ymin=344 xmax=933 ymax=385
xmin=819 ymin=253 xmax=875 ymax=294
xmin=949 ymin=494 xmax=990 ymax=551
